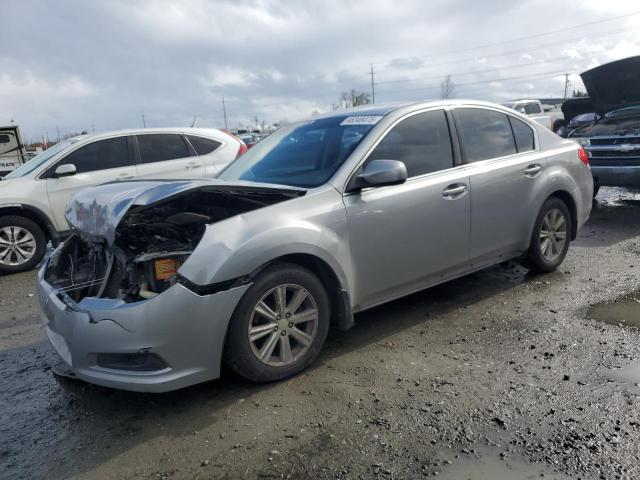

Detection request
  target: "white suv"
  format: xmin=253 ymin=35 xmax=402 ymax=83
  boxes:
xmin=0 ymin=127 xmax=245 ymax=274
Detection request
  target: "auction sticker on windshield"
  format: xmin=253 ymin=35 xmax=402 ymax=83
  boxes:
xmin=340 ymin=116 xmax=383 ymax=125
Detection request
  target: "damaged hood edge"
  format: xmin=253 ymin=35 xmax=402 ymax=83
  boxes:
xmin=64 ymin=179 xmax=306 ymax=246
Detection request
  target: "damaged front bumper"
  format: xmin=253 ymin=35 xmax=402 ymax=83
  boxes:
xmin=37 ymin=256 xmax=250 ymax=393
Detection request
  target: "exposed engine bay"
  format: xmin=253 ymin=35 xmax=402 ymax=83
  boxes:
xmin=44 ymin=186 xmax=304 ymax=303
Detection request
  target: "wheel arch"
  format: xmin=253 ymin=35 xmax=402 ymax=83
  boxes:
xmin=0 ymin=205 xmax=58 ymax=242
xmin=252 ymin=253 xmax=354 ymax=331
xmin=548 ymin=190 xmax=578 ymax=240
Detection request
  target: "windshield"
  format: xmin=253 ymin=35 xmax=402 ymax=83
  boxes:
xmin=219 ymin=115 xmax=380 ymax=188
xmin=4 ymin=139 xmax=78 ymax=179
xmin=605 ymin=104 xmax=640 ymax=118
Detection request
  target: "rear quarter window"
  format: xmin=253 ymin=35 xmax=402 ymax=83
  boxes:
xmin=186 ymin=135 xmax=222 ymax=155
xmin=509 ymin=116 xmax=535 ymax=153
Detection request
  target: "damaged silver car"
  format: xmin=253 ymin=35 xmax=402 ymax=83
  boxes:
xmin=38 ymin=100 xmax=593 ymax=392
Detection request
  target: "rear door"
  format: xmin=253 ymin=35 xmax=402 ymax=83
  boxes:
xmin=344 ymin=109 xmax=470 ymax=308
xmin=44 ymin=135 xmax=137 ymax=229
xmin=134 ymin=133 xmax=205 ymax=179
xmin=452 ymin=107 xmax=542 ymax=264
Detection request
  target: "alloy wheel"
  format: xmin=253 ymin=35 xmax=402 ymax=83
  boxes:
xmin=539 ymin=208 xmax=567 ymax=262
xmin=248 ymin=283 xmax=319 ymax=367
xmin=0 ymin=226 xmax=37 ymax=266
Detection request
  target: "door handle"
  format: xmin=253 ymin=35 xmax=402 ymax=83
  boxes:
xmin=524 ymin=164 xmax=542 ymax=176
xmin=185 ymin=162 xmax=199 ymax=169
xmin=116 ymin=173 xmax=135 ymax=180
xmin=442 ymin=184 xmax=468 ymax=199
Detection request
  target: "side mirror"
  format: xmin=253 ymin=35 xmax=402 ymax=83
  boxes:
xmin=54 ymin=164 xmax=77 ymax=178
xmin=347 ymin=159 xmax=407 ymax=192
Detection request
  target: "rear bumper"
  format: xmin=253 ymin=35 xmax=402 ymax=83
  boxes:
xmin=37 ymin=259 xmax=250 ymax=392
xmin=591 ymin=165 xmax=640 ymax=187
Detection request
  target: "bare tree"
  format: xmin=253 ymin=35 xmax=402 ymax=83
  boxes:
xmin=440 ymin=75 xmax=456 ymax=99
xmin=339 ymin=89 xmax=371 ymax=108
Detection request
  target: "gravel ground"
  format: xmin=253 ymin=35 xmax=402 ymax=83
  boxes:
xmin=1 ymin=187 xmax=640 ymax=480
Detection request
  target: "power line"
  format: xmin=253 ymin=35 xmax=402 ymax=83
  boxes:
xmin=375 ymin=26 xmax=639 ymax=75
xmin=375 ymin=55 xmax=572 ymax=85
xmin=378 ymin=11 xmax=640 ymax=61
xmin=376 ymin=68 xmax=574 ymax=96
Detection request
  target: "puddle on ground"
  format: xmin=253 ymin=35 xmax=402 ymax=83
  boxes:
xmin=609 ymin=362 xmax=640 ymax=391
xmin=436 ymin=449 xmax=575 ymax=480
xmin=587 ymin=291 xmax=640 ymax=327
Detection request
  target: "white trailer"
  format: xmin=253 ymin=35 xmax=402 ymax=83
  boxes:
xmin=0 ymin=125 xmax=27 ymax=176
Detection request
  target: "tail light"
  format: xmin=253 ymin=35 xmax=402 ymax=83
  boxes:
xmin=237 ymin=142 xmax=248 ymax=158
xmin=578 ymin=147 xmax=589 ymax=166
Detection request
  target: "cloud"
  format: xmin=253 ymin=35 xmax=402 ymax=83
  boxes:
xmin=1 ymin=0 xmax=640 ymax=140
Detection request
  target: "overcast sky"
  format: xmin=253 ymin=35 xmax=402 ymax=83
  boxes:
xmin=2 ymin=0 xmax=640 ymax=142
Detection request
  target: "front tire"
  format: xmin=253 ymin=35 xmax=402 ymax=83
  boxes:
xmin=522 ymin=198 xmax=571 ymax=273
xmin=0 ymin=216 xmax=46 ymax=274
xmin=223 ymin=263 xmax=330 ymax=382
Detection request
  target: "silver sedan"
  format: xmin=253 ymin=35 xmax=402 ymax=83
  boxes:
xmin=37 ymin=100 xmax=593 ymax=392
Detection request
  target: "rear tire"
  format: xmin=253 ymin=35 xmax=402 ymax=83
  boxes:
xmin=592 ymin=184 xmax=600 ymax=199
xmin=0 ymin=215 xmax=46 ymax=274
xmin=522 ymin=198 xmax=571 ymax=273
xmin=223 ymin=263 xmax=330 ymax=382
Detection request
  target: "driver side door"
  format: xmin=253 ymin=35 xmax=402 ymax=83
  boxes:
xmin=343 ymin=109 xmax=470 ymax=309
xmin=44 ymin=136 xmax=137 ymax=230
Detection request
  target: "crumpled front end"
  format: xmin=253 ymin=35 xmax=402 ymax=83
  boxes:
xmin=37 ymin=179 xmax=305 ymax=391
xmin=38 ymin=257 xmax=249 ymax=392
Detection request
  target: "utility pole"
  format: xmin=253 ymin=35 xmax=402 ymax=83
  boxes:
xmin=141 ymin=112 xmax=146 ymax=128
xmin=563 ymin=74 xmax=570 ymax=99
xmin=370 ymin=64 xmax=376 ymax=104
xmin=56 ymin=126 xmax=61 ymax=142
xmin=222 ymin=97 xmax=228 ymax=130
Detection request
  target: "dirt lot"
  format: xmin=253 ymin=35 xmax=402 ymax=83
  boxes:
xmin=1 ymin=188 xmax=640 ymax=480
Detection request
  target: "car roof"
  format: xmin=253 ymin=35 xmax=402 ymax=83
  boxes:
xmin=302 ymin=99 xmax=521 ymax=123
xmin=67 ymin=127 xmax=230 ymax=143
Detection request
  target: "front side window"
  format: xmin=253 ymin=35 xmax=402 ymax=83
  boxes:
xmin=137 ymin=134 xmax=190 ymax=164
xmin=455 ymin=108 xmax=517 ymax=162
xmin=367 ymin=110 xmax=453 ymax=177
xmin=509 ymin=116 xmax=535 ymax=153
xmin=186 ymin=135 xmax=222 ymax=156
xmin=59 ymin=137 xmax=130 ymax=174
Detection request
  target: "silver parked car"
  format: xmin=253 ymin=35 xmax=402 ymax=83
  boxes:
xmin=37 ymin=100 xmax=593 ymax=392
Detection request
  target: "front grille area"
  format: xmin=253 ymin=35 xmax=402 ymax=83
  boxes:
xmin=590 ymin=136 xmax=640 ymax=146
xmin=586 ymin=136 xmax=640 ymax=166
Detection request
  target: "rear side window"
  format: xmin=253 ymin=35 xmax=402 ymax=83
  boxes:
xmin=60 ymin=137 xmax=131 ymax=173
xmin=186 ymin=135 xmax=222 ymax=155
xmin=137 ymin=134 xmax=190 ymax=164
xmin=455 ymin=108 xmax=517 ymax=162
xmin=0 ymin=134 xmax=11 ymax=144
xmin=367 ymin=110 xmax=453 ymax=178
xmin=525 ymin=103 xmax=542 ymax=114
xmin=509 ymin=116 xmax=535 ymax=153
